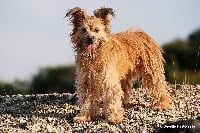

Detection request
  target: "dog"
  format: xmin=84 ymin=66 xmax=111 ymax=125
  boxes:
xmin=66 ymin=7 xmax=171 ymax=123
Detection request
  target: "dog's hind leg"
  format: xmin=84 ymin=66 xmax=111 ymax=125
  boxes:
xmin=121 ymin=78 xmax=133 ymax=105
xmin=142 ymin=75 xmax=171 ymax=111
xmin=138 ymin=61 xmax=171 ymax=111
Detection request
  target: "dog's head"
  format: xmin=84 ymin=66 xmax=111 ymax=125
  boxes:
xmin=66 ymin=7 xmax=115 ymax=58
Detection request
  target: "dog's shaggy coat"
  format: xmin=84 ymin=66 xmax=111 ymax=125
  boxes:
xmin=66 ymin=7 xmax=171 ymax=123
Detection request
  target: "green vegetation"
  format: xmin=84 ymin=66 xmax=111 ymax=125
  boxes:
xmin=0 ymin=81 xmax=22 ymax=95
xmin=28 ymin=65 xmax=75 ymax=94
xmin=163 ymin=28 xmax=200 ymax=84
xmin=0 ymin=29 xmax=199 ymax=95
xmin=0 ymin=66 xmax=75 ymax=95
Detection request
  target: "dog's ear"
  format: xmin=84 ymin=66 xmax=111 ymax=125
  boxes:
xmin=94 ymin=7 xmax=115 ymax=32
xmin=65 ymin=7 xmax=87 ymax=28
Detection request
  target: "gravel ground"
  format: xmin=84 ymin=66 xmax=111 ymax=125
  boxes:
xmin=0 ymin=84 xmax=200 ymax=133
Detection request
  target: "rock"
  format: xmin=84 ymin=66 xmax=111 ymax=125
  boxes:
xmin=153 ymin=117 xmax=200 ymax=133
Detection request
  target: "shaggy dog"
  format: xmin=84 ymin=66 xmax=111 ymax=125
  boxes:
xmin=66 ymin=7 xmax=171 ymax=123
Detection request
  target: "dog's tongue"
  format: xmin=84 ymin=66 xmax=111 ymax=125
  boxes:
xmin=87 ymin=44 xmax=96 ymax=54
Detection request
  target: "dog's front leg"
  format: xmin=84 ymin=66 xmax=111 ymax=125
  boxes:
xmin=74 ymin=79 xmax=101 ymax=123
xmin=102 ymin=71 xmax=124 ymax=123
xmin=73 ymin=86 xmax=92 ymax=123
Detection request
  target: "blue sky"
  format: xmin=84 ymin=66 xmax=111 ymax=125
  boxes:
xmin=0 ymin=0 xmax=200 ymax=82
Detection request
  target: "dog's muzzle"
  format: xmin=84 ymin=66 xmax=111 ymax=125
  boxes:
xmin=86 ymin=36 xmax=97 ymax=59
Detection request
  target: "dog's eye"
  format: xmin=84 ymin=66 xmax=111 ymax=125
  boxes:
xmin=94 ymin=28 xmax=100 ymax=33
xmin=82 ymin=28 xmax=87 ymax=33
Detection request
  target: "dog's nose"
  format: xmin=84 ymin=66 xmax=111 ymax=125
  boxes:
xmin=87 ymin=36 xmax=95 ymax=44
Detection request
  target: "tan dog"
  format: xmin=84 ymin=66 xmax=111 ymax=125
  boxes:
xmin=66 ymin=7 xmax=171 ymax=123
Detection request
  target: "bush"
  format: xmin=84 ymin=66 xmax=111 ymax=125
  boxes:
xmin=0 ymin=81 xmax=22 ymax=95
xmin=162 ymin=28 xmax=200 ymax=84
xmin=28 ymin=65 xmax=75 ymax=94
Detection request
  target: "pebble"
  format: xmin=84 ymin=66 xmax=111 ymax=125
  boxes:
xmin=0 ymin=85 xmax=199 ymax=132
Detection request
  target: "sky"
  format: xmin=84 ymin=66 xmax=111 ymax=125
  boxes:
xmin=0 ymin=0 xmax=200 ymax=82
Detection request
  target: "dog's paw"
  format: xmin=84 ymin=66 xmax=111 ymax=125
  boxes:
xmin=73 ymin=116 xmax=91 ymax=123
xmin=153 ymin=102 xmax=171 ymax=111
xmin=106 ymin=113 xmax=124 ymax=124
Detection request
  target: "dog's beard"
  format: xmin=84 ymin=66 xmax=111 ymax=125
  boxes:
xmin=78 ymin=37 xmax=105 ymax=60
